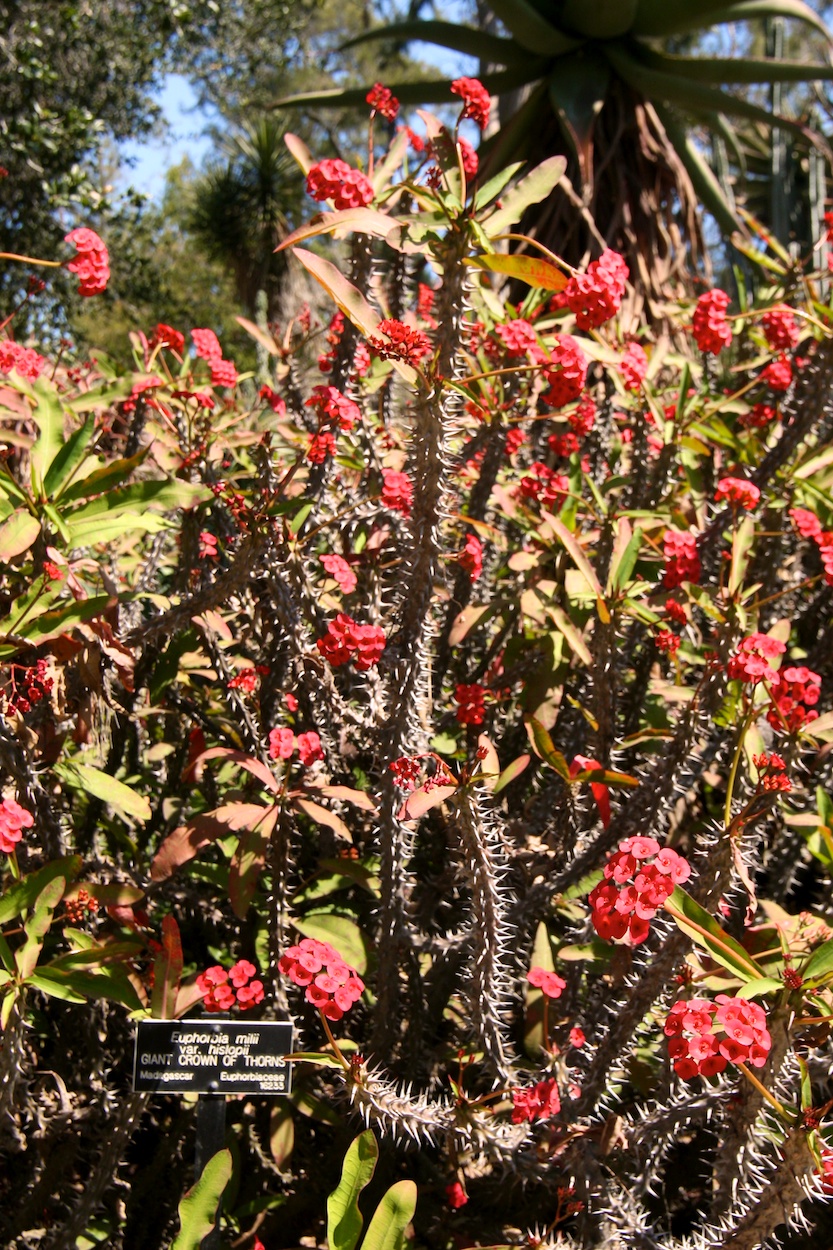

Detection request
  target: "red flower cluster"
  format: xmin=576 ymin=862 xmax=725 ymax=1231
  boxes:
xmin=664 ymin=995 xmax=771 ymax=1080
xmin=518 ymin=463 xmax=569 ymax=510
xmin=504 ymin=428 xmax=526 ymax=457
xmin=621 ymin=341 xmax=648 ymax=391
xmin=381 ymin=469 xmax=413 ymax=517
xmin=511 ymin=1078 xmax=561 ymax=1124
xmin=197 ymin=960 xmax=265 ymax=1012
xmin=588 ymin=836 xmax=691 ymax=947
xmin=321 ymin=553 xmax=357 ymax=594
xmin=569 ymin=393 xmax=596 ymax=437
xmin=306 ymin=384 xmax=360 ymax=431
xmin=655 ymin=629 xmax=681 ymax=655
xmin=527 ymin=965 xmax=566 ymax=999
xmin=662 ymin=529 xmax=701 ymax=589
xmin=715 ymin=476 xmax=760 ymax=510
xmin=547 ymin=431 xmax=579 ymax=458
xmin=151 ymin=323 xmax=185 ymax=354
xmin=2 ymin=657 xmax=54 ymax=715
xmin=210 ymin=358 xmax=238 ymax=388
xmin=228 ymin=665 xmax=268 ymax=693
xmin=564 ymin=249 xmax=628 ymax=330
xmin=445 ymin=1181 xmax=468 ymax=1210
xmin=454 ymin=682 xmax=486 ymax=725
xmin=65 ymin=227 xmax=109 ymax=296
xmin=665 ymin=599 xmax=687 ymax=626
xmin=450 ymin=77 xmax=491 ymax=129
xmin=316 ymin=614 xmax=386 ymax=671
xmin=268 ymin=727 xmax=324 ymax=766
xmin=761 ymin=353 xmax=792 ymax=391
xmin=494 ymin=318 xmax=539 ymax=358
xmin=739 ymin=402 xmax=775 ymax=429
xmin=307 ymin=431 xmax=337 ymax=463
xmin=458 ymin=533 xmax=483 ymax=581
xmin=367 ymin=319 xmax=432 ymax=365
xmin=279 ymin=937 xmax=364 ymax=1020
xmin=191 ymin=328 xmax=222 ymax=362
xmin=0 ymin=339 xmax=46 ymax=381
xmin=767 ymin=665 xmax=821 ymax=733
xmin=790 ymin=507 xmax=833 ymax=585
xmin=543 ymin=335 xmax=587 ymax=408
xmin=306 ymin=159 xmax=373 ymax=210
xmin=753 ymin=751 xmax=790 ymax=792
xmin=366 ymin=82 xmax=399 ymax=121
xmin=762 ymin=304 xmax=799 ymax=350
xmin=259 ymin=385 xmax=286 ymax=414
xmin=417 ymin=283 xmax=437 ymax=327
xmin=727 ymin=633 xmax=786 ymax=683
xmin=692 ymin=289 xmax=732 ymax=354
xmin=0 ymin=798 xmax=34 ymax=854
xmin=389 ymin=755 xmax=422 ymax=791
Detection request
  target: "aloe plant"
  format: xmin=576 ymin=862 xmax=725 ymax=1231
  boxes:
xmin=275 ymin=0 xmax=833 ymax=296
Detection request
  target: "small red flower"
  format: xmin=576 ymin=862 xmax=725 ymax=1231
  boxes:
xmin=269 ymin=727 xmax=295 ymax=760
xmin=317 ymin=614 xmax=386 ymax=671
xmin=761 ymin=304 xmax=799 ymax=351
xmin=191 ymin=328 xmax=223 ymax=362
xmin=458 ymin=533 xmax=483 ymax=582
xmin=511 ymin=1078 xmax=561 ymax=1124
xmin=715 ymin=477 xmax=760 ymax=510
xmin=210 ymin=358 xmax=238 ymax=388
xmin=543 ymin=335 xmax=587 ymax=408
xmin=450 ymin=77 xmax=491 ymax=129
xmin=589 ymin=839 xmax=690 ymax=947
xmin=368 ymin=319 xmax=432 ymax=365
xmin=321 ymin=553 xmax=357 ymax=594
xmin=445 ymin=1181 xmax=469 ymax=1209
xmin=662 ymin=529 xmax=701 ymax=589
xmin=366 ymin=83 xmax=399 ymax=121
xmin=527 ymin=966 xmax=566 ymax=999
xmin=297 ymin=732 xmax=324 ymax=766
xmin=307 ymin=430 xmax=337 ymax=463
xmin=151 ymin=323 xmax=185 ymax=354
xmin=620 ymin=341 xmax=648 ymax=391
xmin=279 ymin=938 xmax=364 ymax=1020
xmin=761 ymin=353 xmax=792 ymax=391
xmin=381 ymin=469 xmax=413 ymax=517
xmin=655 ymin=629 xmax=681 ymax=655
xmin=0 ymin=798 xmax=34 ymax=854
xmin=0 ymin=339 xmax=47 ymax=381
xmin=454 ymin=683 xmax=486 ymax=725
xmin=564 ymin=250 xmax=628 ymax=331
xmin=692 ymin=289 xmax=732 ymax=354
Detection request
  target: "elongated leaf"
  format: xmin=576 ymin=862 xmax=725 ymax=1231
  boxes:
xmin=468 ymin=253 xmax=568 ymax=291
xmin=57 ymin=447 xmax=150 ymax=504
xmin=171 ymin=1149 xmax=232 ymax=1250
xmin=196 ymin=748 xmax=279 ymax=794
xmin=151 ymin=914 xmax=183 ymax=1019
xmin=398 ymin=783 xmax=457 ymax=820
xmin=541 ymin=510 xmax=604 ymax=598
xmin=485 ymin=156 xmax=568 ymax=236
xmin=30 ymin=964 xmax=145 ymax=1011
xmin=729 ymin=515 xmax=756 ymax=595
xmin=293 ymin=797 xmax=353 ymax=840
xmin=327 ymin=1131 xmax=378 ymax=1250
xmin=0 ymin=594 xmax=112 ymax=657
xmin=549 ymin=604 xmax=592 ymax=665
xmin=632 ymin=0 xmax=830 ymax=38
xmin=481 ymin=0 xmax=579 ymax=53
xmin=229 ymin=806 xmax=279 ymax=919
xmin=235 ymin=316 xmax=280 ymax=355
xmin=526 ymin=718 xmax=571 ymax=781
xmin=493 ymin=754 xmax=531 ymax=795
xmin=474 ymin=162 xmax=525 ymax=211
xmin=285 ymin=131 xmax=313 ymax=174
xmin=43 ymin=415 xmax=95 ymax=498
xmin=607 ymin=520 xmax=642 ymax=594
xmin=273 ymin=67 xmax=544 ymax=112
xmin=655 ymin=104 xmax=742 ymax=239
xmin=63 ymin=477 xmax=208 ymax=523
xmin=342 ymin=19 xmax=529 ymax=65
xmin=664 ymin=886 xmax=766 ymax=980
xmin=803 ymin=937 xmax=833 ymax=981
xmin=65 ymin=378 xmax=137 ymax=413
xmin=54 ymin=762 xmax=151 ymax=822
xmin=276 ymin=209 xmax=398 ymax=254
xmin=641 ymin=48 xmax=833 ymax=85
xmin=29 ymin=378 xmax=65 ymax=499
xmin=361 ymin=1181 xmax=417 ymax=1250
xmin=15 ymin=877 xmax=65 ymax=978
xmin=151 ymin=803 xmax=271 ymax=882
xmin=0 ymin=856 xmax=81 ymax=926
xmin=0 ymin=509 xmax=40 ymax=560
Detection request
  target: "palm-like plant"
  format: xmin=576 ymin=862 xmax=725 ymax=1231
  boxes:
xmin=276 ymin=1 xmax=833 ymax=300
xmin=189 ymin=117 xmax=303 ymax=319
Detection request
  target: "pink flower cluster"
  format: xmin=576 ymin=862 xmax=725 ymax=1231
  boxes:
xmin=0 ymin=339 xmax=46 ymax=380
xmin=0 ymin=798 xmax=34 ymax=854
xmin=306 ymin=385 xmax=360 ymax=431
xmin=317 ymin=614 xmax=386 ymax=670
xmin=381 ymin=469 xmax=413 ymax=517
xmin=588 ymin=837 xmax=691 ymax=947
xmin=367 ymin=319 xmax=432 ymax=365
xmin=790 ymin=507 xmax=833 ymax=585
xmin=715 ymin=477 xmax=760 ymax=510
xmin=761 ymin=353 xmax=792 ymax=391
xmin=527 ymin=965 xmax=566 ymax=1000
xmin=621 ymin=341 xmax=648 ymax=391
xmin=65 ymin=227 xmax=109 ymax=296
xmin=692 ymin=289 xmax=732 ymax=354
xmin=151 ymin=323 xmax=185 ymax=354
xmin=511 ymin=1078 xmax=561 ymax=1124
xmin=279 ymin=937 xmax=364 ymax=1020
xmin=494 ymin=318 xmax=539 ymax=358
xmin=197 ymin=960 xmax=265 ymax=1012
xmin=664 ymin=995 xmax=771 ymax=1079
xmin=454 ymin=682 xmax=486 ymax=725
xmin=543 ymin=335 xmax=587 ymax=408
xmin=268 ymin=727 xmax=324 ymax=766
xmin=190 ymin=327 xmax=237 ymax=385
xmin=768 ymin=665 xmax=821 ymax=733
xmin=450 ymin=76 xmax=490 ymax=129
xmin=662 ymin=528 xmax=701 ymax=589
xmin=306 ymin=159 xmax=373 ymax=210
xmin=321 ymin=553 xmax=357 ymax=594
xmin=727 ymin=633 xmax=786 ymax=683
xmin=564 ymin=250 xmax=628 ymax=330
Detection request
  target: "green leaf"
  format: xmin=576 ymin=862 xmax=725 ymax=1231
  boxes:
xmin=294 ymin=915 xmax=369 ymax=975
xmin=0 ymin=594 xmax=112 ymax=656
xmin=341 ymin=19 xmax=530 ymax=65
xmin=53 ymin=762 xmax=151 ymax=822
xmin=802 ymin=937 xmax=833 ymax=982
xmin=63 ymin=478 xmax=209 ymax=525
xmin=664 ymin=886 xmax=766 ymax=980
xmin=607 ymin=520 xmax=642 ymax=595
xmin=361 ymin=1181 xmax=417 ymax=1250
xmin=29 ymin=964 xmax=145 ymax=1011
xmin=480 ymin=0 xmax=579 ymax=54
xmin=541 ymin=510 xmax=605 ymax=598
xmin=327 ymin=1131 xmax=379 ymax=1250
xmin=632 ymin=0 xmax=831 ymax=39
xmin=171 ymin=1149 xmax=232 ymax=1250
xmin=526 ymin=718 xmax=571 ymax=781
xmin=468 ymin=253 xmax=568 ymax=291
xmin=729 ymin=515 xmax=756 ymax=596
xmin=15 ymin=877 xmax=65 ymax=978
xmin=0 ymin=856 xmax=82 ymax=926
xmin=151 ymin=914 xmax=183 ymax=1019
xmin=229 ymin=806 xmax=279 ymax=919
xmin=29 ymin=378 xmax=65 ymax=499
xmin=273 ymin=67 xmax=545 ymax=112
xmin=474 ymin=162 xmax=525 ymax=211
xmin=0 ymin=508 xmax=40 ymax=561
xmin=276 ymin=209 xmax=400 ymax=255
xmin=485 ymin=156 xmax=568 ymax=236
xmin=57 ymin=447 xmax=150 ymax=504
xmin=493 ymin=754 xmax=531 ymax=795
xmin=640 ymin=48 xmax=833 ymax=85
xmin=65 ymin=378 xmax=137 ymax=413
xmin=42 ymin=415 xmax=95 ymax=498
xmin=736 ymin=977 xmax=784 ymax=999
